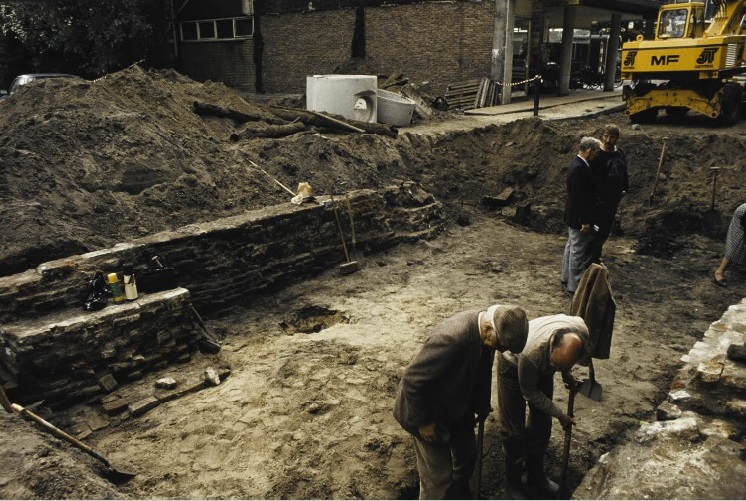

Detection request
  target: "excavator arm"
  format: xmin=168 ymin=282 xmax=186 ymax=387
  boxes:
xmin=706 ymin=0 xmax=746 ymax=37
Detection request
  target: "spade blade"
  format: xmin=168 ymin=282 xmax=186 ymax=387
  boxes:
xmin=578 ymin=378 xmax=603 ymax=402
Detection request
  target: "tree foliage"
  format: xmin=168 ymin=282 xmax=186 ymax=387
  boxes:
xmin=0 ymin=0 xmax=154 ymax=77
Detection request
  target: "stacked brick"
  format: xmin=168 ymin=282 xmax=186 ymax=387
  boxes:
xmin=0 ymin=188 xmax=444 ymax=408
xmin=0 ymin=289 xmax=198 ymax=407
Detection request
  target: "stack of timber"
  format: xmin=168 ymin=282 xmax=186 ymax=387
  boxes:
xmin=444 ymin=78 xmax=501 ymax=111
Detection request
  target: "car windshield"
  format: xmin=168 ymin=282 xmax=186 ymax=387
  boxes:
xmin=8 ymin=74 xmax=76 ymax=95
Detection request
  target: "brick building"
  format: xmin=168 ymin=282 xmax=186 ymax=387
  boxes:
xmin=170 ymin=0 xmax=662 ymax=96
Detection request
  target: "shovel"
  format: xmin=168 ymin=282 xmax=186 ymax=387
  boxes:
xmin=646 ymin=137 xmax=667 ymax=206
xmin=704 ymin=167 xmax=722 ymax=230
xmin=151 ymin=255 xmax=221 ymax=354
xmin=472 ymin=417 xmax=485 ymax=499
xmin=0 ymin=385 xmax=135 ymax=483
xmin=343 ymin=192 xmax=365 ymax=264
xmin=578 ymin=359 xmax=603 ymax=402
xmin=558 ymin=383 xmax=579 ymax=499
xmin=329 ymin=193 xmax=359 ymax=275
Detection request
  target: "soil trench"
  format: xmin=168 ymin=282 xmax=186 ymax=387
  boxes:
xmin=0 ymin=68 xmax=745 ymax=499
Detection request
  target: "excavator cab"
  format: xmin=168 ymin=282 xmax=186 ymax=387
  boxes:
xmin=657 ymin=3 xmax=707 ymax=39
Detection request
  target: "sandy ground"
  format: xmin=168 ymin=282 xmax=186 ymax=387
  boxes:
xmin=1 ymin=67 xmax=745 ymax=499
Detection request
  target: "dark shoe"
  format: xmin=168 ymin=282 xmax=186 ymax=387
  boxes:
xmin=528 ymin=476 xmax=559 ymax=498
xmin=505 ymin=457 xmax=527 ymax=500
xmin=565 ymin=289 xmax=575 ymax=297
xmin=506 ymin=480 xmax=527 ymax=500
xmin=445 ymin=479 xmax=471 ymax=500
xmin=526 ymin=455 xmax=559 ymax=499
xmin=713 ymin=273 xmax=727 ymax=287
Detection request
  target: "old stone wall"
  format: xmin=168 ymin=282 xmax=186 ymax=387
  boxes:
xmin=575 ymin=299 xmax=746 ymax=499
xmin=0 ymin=187 xmax=443 ymax=407
xmin=0 ymin=289 xmax=199 ymax=407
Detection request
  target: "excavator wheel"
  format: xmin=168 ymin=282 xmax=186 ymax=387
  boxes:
xmin=717 ymin=84 xmax=742 ymax=126
xmin=665 ymin=107 xmax=688 ymax=119
xmin=629 ymin=108 xmax=658 ymax=124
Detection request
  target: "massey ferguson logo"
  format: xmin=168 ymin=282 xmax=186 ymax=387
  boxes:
xmin=652 ymin=54 xmax=680 ymax=65
xmin=696 ymin=48 xmax=718 ymax=64
xmin=623 ymin=51 xmax=638 ymax=67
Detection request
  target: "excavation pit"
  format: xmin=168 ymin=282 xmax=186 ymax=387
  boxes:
xmin=279 ymin=305 xmax=348 ymax=335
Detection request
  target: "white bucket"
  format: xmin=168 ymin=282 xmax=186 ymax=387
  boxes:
xmin=376 ymin=88 xmax=415 ymax=126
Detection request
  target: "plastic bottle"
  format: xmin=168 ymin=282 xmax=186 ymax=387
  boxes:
xmin=122 ymin=263 xmax=138 ymax=301
xmin=107 ymin=272 xmax=125 ymax=303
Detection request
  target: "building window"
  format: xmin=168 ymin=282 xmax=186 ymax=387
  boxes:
xmin=199 ymin=21 xmax=216 ymax=39
xmin=180 ymin=17 xmax=254 ymax=42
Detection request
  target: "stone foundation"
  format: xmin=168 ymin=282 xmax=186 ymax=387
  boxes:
xmin=0 ymin=289 xmax=198 ymax=406
xmin=575 ymin=299 xmax=746 ymax=499
xmin=0 ymin=185 xmax=444 ymax=407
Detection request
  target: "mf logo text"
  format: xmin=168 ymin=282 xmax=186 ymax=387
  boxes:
xmin=696 ymin=48 xmax=718 ymax=65
xmin=651 ymin=54 xmax=680 ymax=65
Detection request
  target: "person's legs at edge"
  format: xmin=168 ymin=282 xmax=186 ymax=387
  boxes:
xmin=413 ymin=436 xmax=453 ymax=500
xmin=561 ymin=235 xmax=571 ymax=287
xmin=447 ymin=419 xmax=477 ymax=499
xmin=714 ymin=256 xmax=730 ymax=284
xmin=525 ymin=374 xmax=558 ymax=499
xmin=498 ymin=356 xmax=528 ymax=500
xmin=566 ymin=227 xmax=595 ymax=292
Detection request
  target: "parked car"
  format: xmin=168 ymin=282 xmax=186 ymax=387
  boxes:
xmin=6 ymin=73 xmax=78 ymax=96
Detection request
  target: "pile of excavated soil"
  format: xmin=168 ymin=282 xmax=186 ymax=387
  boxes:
xmin=1 ymin=66 xmax=746 ymax=499
xmin=2 ymin=65 xmax=745 ymax=276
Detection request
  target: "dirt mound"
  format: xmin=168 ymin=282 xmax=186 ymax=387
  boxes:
xmin=1 ymin=66 xmax=743 ymax=275
xmin=0 ymin=66 xmax=284 ymax=274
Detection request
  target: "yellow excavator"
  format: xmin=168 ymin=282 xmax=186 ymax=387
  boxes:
xmin=621 ymin=0 xmax=746 ymax=125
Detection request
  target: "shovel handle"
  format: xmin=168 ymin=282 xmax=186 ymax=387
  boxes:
xmin=10 ymin=403 xmax=111 ymax=466
xmin=559 ymin=388 xmax=577 ymax=497
xmin=474 ymin=418 xmax=485 ymax=499
xmin=343 ymin=193 xmax=357 ymax=245
xmin=0 ymin=384 xmax=12 ymax=413
xmin=249 ymin=160 xmax=296 ymax=197
xmin=330 ymin=194 xmax=351 ymax=262
xmin=649 ymin=141 xmax=666 ymax=201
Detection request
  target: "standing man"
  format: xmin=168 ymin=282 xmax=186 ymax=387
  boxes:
xmin=561 ymin=136 xmax=603 ymax=295
xmin=394 ymin=304 xmax=529 ymax=500
xmin=497 ymin=314 xmax=589 ymax=500
xmin=591 ymin=124 xmax=629 ymax=262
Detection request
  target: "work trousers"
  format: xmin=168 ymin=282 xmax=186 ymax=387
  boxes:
xmin=561 ymin=226 xmax=595 ymax=293
xmin=413 ymin=418 xmax=477 ymax=500
xmin=590 ymin=198 xmax=622 ymax=262
xmin=496 ymin=355 xmax=553 ymax=458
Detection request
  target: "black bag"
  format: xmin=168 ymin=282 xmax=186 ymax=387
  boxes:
xmin=137 ymin=266 xmax=179 ymax=294
xmin=82 ymin=271 xmax=110 ymax=311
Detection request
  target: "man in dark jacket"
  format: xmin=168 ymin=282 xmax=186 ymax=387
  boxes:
xmin=393 ymin=304 xmax=529 ymax=499
xmin=590 ymin=124 xmax=629 ymax=262
xmin=561 ymin=136 xmax=602 ymax=294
